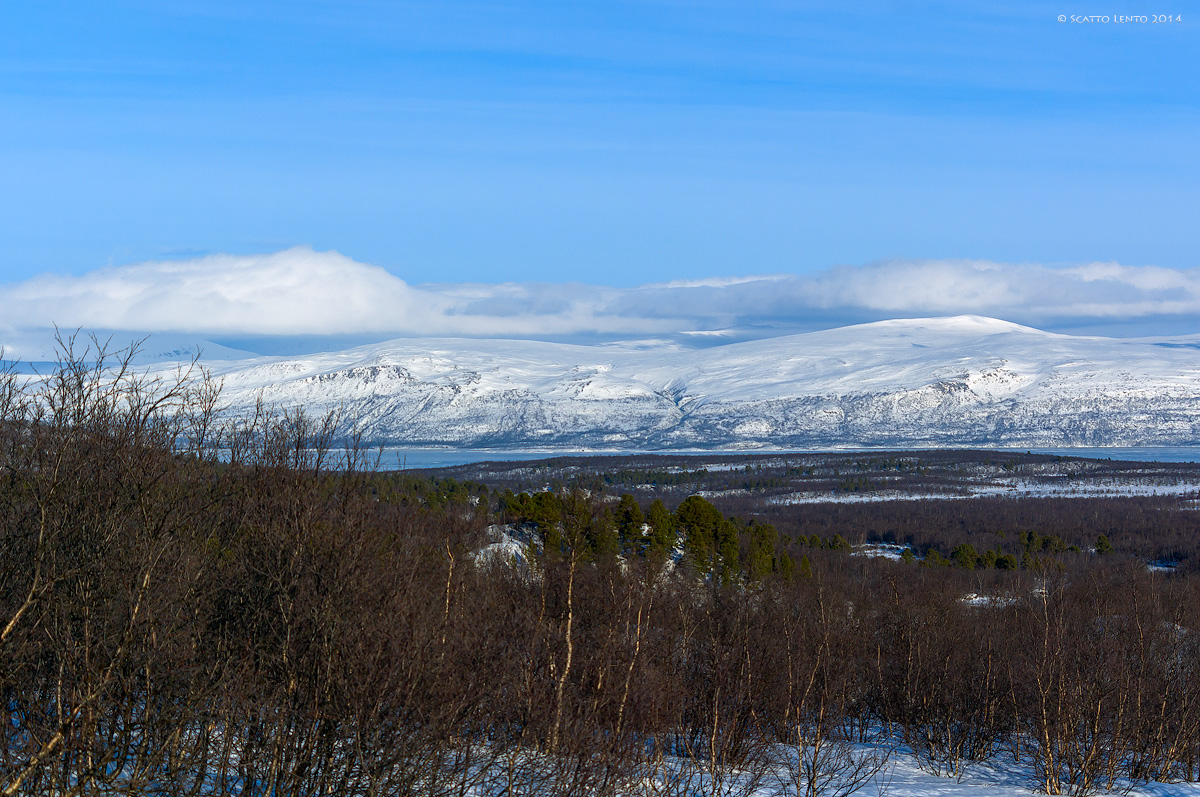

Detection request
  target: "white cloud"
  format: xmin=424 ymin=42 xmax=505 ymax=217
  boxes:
xmin=3 ymin=249 xmax=1200 ymax=356
xmin=6 ymin=249 xmax=434 ymax=336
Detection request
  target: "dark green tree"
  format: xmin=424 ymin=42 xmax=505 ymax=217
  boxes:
xmin=743 ymin=521 xmax=778 ymax=582
xmin=951 ymin=542 xmax=979 ymax=569
xmin=777 ymin=551 xmax=797 ymax=582
xmin=676 ymin=495 xmax=723 ymax=571
xmin=614 ymin=494 xmax=645 ymax=548
xmin=587 ymin=506 xmax=620 ymax=558
xmin=715 ymin=519 xmax=740 ymax=586
xmin=645 ymin=499 xmax=676 ymax=554
xmin=828 ymin=534 xmax=852 ymax=553
xmin=922 ymin=548 xmax=951 ymax=568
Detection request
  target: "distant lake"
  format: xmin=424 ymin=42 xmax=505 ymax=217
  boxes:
xmin=380 ymin=449 xmax=579 ymax=469
xmin=1014 ymin=447 xmax=1200 ymax=463
xmin=379 ymin=446 xmax=1200 ymax=470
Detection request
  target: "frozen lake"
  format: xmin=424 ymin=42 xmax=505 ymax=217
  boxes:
xmin=379 ymin=446 xmax=1200 ymax=470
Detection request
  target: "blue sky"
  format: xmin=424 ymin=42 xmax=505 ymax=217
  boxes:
xmin=0 ymin=1 xmax=1198 ymax=349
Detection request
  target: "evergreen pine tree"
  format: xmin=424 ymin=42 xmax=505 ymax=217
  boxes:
xmin=676 ymin=495 xmax=723 ymax=572
xmin=745 ymin=521 xmax=778 ymax=582
xmin=716 ymin=519 xmax=740 ymax=585
xmin=586 ymin=507 xmax=620 ymax=557
xmin=614 ymin=494 xmax=645 ymax=547
xmin=922 ymin=548 xmax=950 ymax=568
xmin=646 ymin=499 xmax=675 ymax=553
xmin=951 ymin=542 xmax=979 ymax=569
xmin=777 ymin=551 xmax=796 ymax=582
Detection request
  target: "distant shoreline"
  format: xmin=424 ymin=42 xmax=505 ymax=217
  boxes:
xmin=379 ymin=445 xmax=1200 ymax=470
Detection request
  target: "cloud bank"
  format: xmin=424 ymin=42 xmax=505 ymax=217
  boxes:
xmin=3 ymin=248 xmax=1199 ymax=356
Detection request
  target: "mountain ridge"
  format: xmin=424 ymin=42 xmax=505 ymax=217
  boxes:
xmin=189 ymin=316 xmax=1200 ymax=449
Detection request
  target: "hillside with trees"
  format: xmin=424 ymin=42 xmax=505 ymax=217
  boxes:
xmin=2 ymin=342 xmax=1200 ymax=795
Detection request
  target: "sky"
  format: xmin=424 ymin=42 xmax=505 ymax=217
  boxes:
xmin=1 ymin=1 xmax=1198 ymax=353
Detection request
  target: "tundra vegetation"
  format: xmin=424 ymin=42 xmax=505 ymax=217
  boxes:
xmin=2 ymin=341 xmax=1200 ymax=796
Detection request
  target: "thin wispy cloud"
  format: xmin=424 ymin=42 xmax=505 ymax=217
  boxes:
xmin=3 ymin=248 xmax=1199 ymax=357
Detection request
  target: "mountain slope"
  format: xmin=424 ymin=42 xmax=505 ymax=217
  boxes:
xmin=199 ymin=316 xmax=1200 ymax=449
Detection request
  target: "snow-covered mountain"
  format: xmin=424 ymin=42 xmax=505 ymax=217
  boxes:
xmin=196 ymin=316 xmax=1200 ymax=449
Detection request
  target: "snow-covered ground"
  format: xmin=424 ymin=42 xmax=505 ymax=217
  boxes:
xmin=473 ymin=525 xmax=535 ymax=567
xmin=852 ymin=542 xmax=913 ymax=560
xmin=443 ymin=737 xmax=1200 ymax=797
xmin=876 ymin=745 xmax=1200 ymax=797
xmin=769 ymin=477 xmax=1200 ymax=505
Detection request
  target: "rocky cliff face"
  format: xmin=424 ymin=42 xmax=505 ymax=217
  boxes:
xmin=198 ymin=316 xmax=1200 ymax=449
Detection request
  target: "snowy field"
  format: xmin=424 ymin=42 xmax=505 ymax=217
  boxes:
xmin=769 ymin=480 xmax=1200 ymax=505
xmin=768 ymin=471 xmax=1200 ymax=505
xmin=876 ymin=747 xmax=1200 ymax=797
xmin=394 ymin=738 xmax=1200 ymax=797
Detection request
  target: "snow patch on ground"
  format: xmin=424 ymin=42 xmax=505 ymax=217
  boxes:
xmin=962 ymin=592 xmax=1021 ymax=608
xmin=852 ymin=542 xmax=913 ymax=560
xmin=473 ymin=524 xmax=535 ymax=566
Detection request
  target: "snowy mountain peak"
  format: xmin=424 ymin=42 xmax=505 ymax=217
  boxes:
xmin=860 ymin=315 xmax=1042 ymax=335
xmin=191 ymin=317 xmax=1200 ymax=450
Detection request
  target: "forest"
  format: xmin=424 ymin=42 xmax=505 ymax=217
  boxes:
xmin=2 ymin=343 xmax=1200 ymax=796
